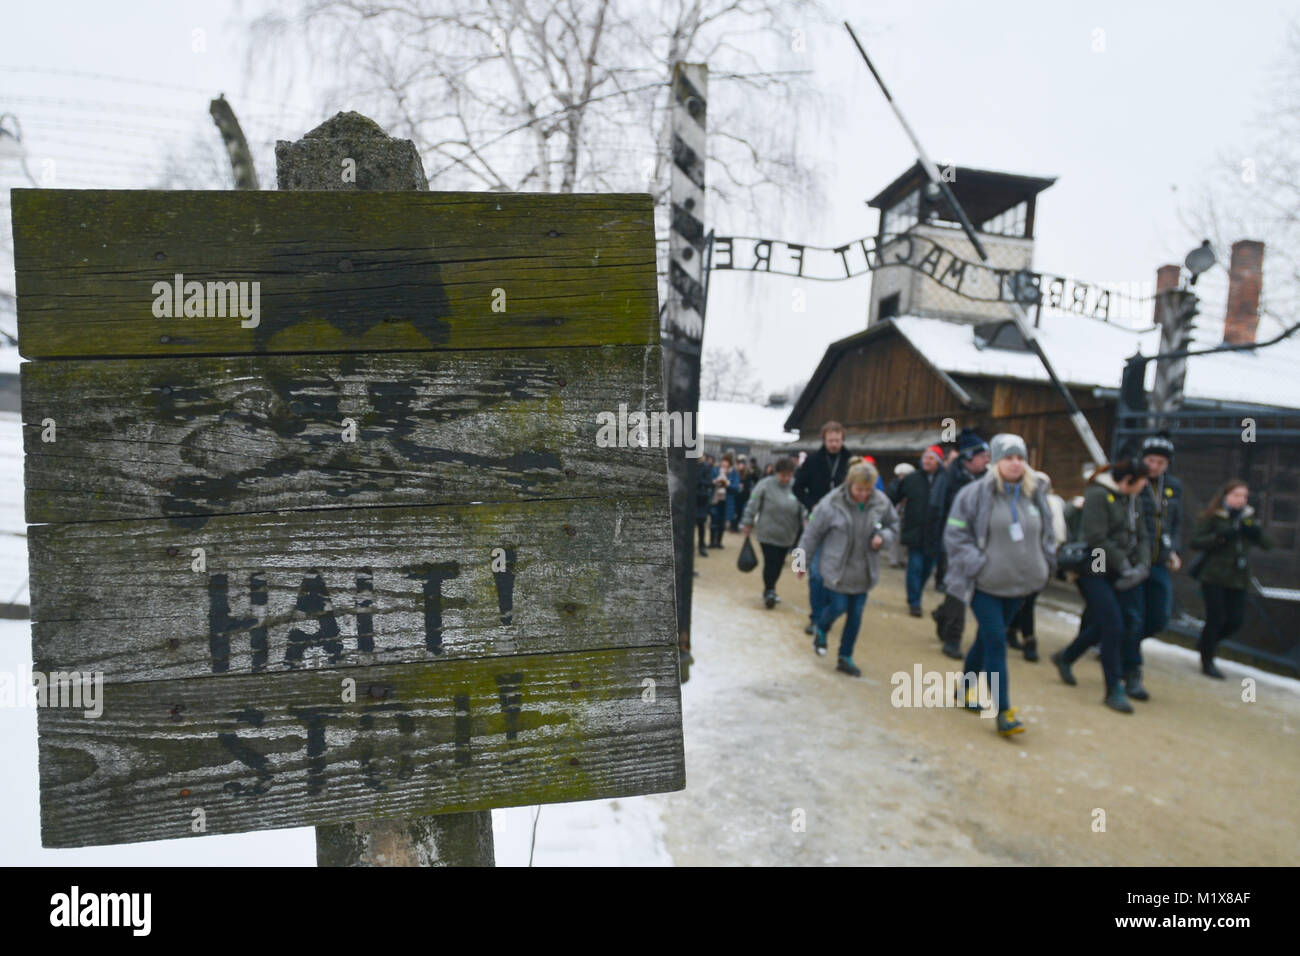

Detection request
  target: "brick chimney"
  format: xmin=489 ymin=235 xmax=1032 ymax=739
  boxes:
xmin=1155 ymin=264 xmax=1181 ymax=295
xmin=1223 ymin=240 xmax=1264 ymax=345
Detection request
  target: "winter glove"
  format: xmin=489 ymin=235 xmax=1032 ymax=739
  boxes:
xmin=1115 ymin=563 xmax=1150 ymax=592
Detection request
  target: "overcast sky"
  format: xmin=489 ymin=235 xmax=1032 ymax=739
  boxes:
xmin=2 ymin=0 xmax=1293 ymax=392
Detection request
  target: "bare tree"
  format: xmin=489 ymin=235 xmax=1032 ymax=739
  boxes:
xmin=245 ymin=0 xmax=830 ymax=217
xmin=1182 ymin=18 xmax=1300 ymax=324
xmin=700 ymin=346 xmax=763 ymax=403
xmin=779 ymin=378 xmax=807 ymax=406
xmin=151 ymin=129 xmax=238 ymax=190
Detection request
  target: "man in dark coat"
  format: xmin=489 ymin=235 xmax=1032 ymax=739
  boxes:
xmin=695 ymin=454 xmax=715 ymax=558
xmin=1124 ymin=433 xmax=1185 ymax=698
xmin=792 ymin=421 xmax=854 ymax=635
xmin=924 ymin=427 xmax=990 ymax=658
xmin=889 ymin=444 xmax=944 ymax=616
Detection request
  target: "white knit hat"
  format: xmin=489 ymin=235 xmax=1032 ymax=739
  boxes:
xmin=989 ymin=433 xmax=1028 ymax=463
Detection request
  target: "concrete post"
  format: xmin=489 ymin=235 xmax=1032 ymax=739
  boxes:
xmin=277 ymin=110 xmax=495 ymax=866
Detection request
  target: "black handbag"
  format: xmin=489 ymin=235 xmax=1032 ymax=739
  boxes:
xmin=1056 ymin=540 xmax=1090 ymax=575
xmin=737 ymin=536 xmax=759 ymax=573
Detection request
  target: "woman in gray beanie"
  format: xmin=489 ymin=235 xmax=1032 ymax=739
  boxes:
xmin=943 ymin=434 xmax=1056 ymax=736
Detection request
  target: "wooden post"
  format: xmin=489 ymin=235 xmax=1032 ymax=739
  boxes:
xmin=15 ymin=143 xmax=682 ymax=860
xmin=663 ymin=63 xmax=708 ymax=682
xmin=209 ymin=95 xmax=259 ymax=191
xmin=277 ymin=111 xmax=495 ymax=867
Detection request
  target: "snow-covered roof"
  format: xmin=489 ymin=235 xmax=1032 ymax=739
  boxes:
xmin=891 ymin=314 xmax=1300 ymax=409
xmin=698 ymin=399 xmax=799 ymax=443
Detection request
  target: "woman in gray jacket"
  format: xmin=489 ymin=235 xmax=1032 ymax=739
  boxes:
xmin=741 ymin=457 xmax=806 ymax=608
xmin=943 ymin=434 xmax=1056 ymax=736
xmin=795 ymin=461 xmax=899 ymax=677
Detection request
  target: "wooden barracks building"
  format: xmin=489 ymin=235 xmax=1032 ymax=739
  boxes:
xmin=783 ymin=162 xmax=1297 ymax=498
xmin=782 ymin=163 xmax=1300 ymax=673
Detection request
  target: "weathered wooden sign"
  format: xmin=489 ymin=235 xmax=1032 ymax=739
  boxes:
xmin=13 ymin=188 xmax=684 ymax=848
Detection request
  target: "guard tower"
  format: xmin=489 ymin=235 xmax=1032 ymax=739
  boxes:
xmin=866 ymin=162 xmax=1056 ymax=326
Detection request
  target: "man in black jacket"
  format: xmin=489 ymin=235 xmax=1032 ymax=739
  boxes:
xmin=1124 ymin=433 xmax=1184 ymax=699
xmin=889 ymin=444 xmax=944 ymax=616
xmin=792 ymin=421 xmax=853 ymax=635
xmin=925 ymin=428 xmax=989 ymax=658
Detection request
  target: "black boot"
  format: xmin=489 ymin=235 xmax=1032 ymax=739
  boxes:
xmin=1124 ymin=667 xmax=1149 ymax=701
xmin=1051 ymin=649 xmax=1076 ymax=686
xmin=1198 ymin=641 xmax=1225 ymax=679
xmin=1104 ymin=685 xmax=1135 ymax=713
xmin=1022 ymin=637 xmax=1039 ymax=662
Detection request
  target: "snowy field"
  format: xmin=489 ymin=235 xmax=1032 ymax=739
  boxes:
xmin=0 ymin=413 xmax=27 ymax=607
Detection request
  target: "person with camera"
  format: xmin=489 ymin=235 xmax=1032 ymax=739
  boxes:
xmin=1189 ymin=480 xmax=1273 ymax=679
xmin=1051 ymin=460 xmax=1150 ymax=713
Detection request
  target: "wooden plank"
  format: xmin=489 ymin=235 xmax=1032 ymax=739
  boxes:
xmin=12 ymin=189 xmax=657 ymax=359
xmin=21 ymin=344 xmax=666 ymax=523
xmin=37 ymin=644 xmax=684 ymax=848
xmin=30 ymin=496 xmax=676 ymax=683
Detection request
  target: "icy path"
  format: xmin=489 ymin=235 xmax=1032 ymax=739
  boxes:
xmin=652 ymin=534 xmax=1300 ymax=866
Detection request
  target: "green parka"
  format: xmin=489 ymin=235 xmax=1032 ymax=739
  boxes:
xmin=1079 ymin=471 xmax=1150 ymax=577
xmin=1189 ymin=505 xmax=1273 ymax=590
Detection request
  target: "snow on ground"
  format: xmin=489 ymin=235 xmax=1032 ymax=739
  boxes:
xmin=0 ymin=345 xmax=20 ymax=376
xmin=1039 ymin=600 xmax=1300 ymax=699
xmin=0 ymin=413 xmax=27 ymax=606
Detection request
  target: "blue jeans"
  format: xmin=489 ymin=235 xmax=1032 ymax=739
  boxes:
xmin=965 ymin=590 xmax=1022 ymax=712
xmin=808 ymin=549 xmax=828 ymax=623
xmin=1129 ymin=565 xmax=1173 ymax=667
xmin=818 ymin=589 xmax=868 ymax=660
xmin=1070 ymin=577 xmax=1144 ymax=672
xmin=905 ymin=548 xmax=935 ymax=609
xmin=1066 ymin=576 xmax=1138 ymax=689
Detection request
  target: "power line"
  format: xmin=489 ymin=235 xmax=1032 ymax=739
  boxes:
xmin=0 ymin=65 xmax=314 ymax=113
xmin=4 ymin=95 xmax=208 ymax=119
